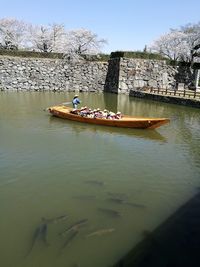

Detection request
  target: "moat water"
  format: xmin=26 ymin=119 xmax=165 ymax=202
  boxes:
xmin=0 ymin=91 xmax=200 ymax=267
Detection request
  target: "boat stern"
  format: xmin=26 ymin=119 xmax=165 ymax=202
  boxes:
xmin=147 ymin=118 xmax=170 ymax=129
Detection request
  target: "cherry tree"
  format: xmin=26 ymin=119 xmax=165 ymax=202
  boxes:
xmin=180 ymin=22 xmax=200 ymax=63
xmin=150 ymin=31 xmax=189 ymax=61
xmin=0 ymin=17 xmax=108 ymax=55
xmin=27 ymin=23 xmax=66 ymax=52
xmin=50 ymin=23 xmax=67 ymax=52
xmin=150 ymin=22 xmax=200 ymax=63
xmin=65 ymin=28 xmax=107 ymax=55
xmin=0 ymin=18 xmax=28 ymax=49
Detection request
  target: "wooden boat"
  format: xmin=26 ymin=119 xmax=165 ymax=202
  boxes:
xmin=48 ymin=106 xmax=170 ymax=129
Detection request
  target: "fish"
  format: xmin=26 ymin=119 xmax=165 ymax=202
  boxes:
xmin=42 ymin=214 xmax=68 ymax=224
xmin=98 ymin=208 xmax=121 ymax=218
xmin=107 ymin=192 xmax=128 ymax=199
xmin=25 ymin=222 xmax=48 ymax=257
xmin=86 ymin=228 xmax=115 ymax=237
xmin=72 ymin=195 xmax=96 ymax=200
xmin=107 ymin=197 xmax=125 ymax=204
xmin=59 ymin=219 xmax=88 ymax=236
xmin=40 ymin=223 xmax=49 ymax=245
xmin=61 ymin=230 xmax=78 ymax=250
xmin=84 ymin=180 xmax=104 ymax=186
xmin=107 ymin=198 xmax=146 ymax=208
xmin=126 ymin=203 xmax=146 ymax=208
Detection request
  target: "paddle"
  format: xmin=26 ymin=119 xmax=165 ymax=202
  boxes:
xmin=43 ymin=101 xmax=72 ymax=111
xmin=62 ymin=102 xmax=72 ymax=105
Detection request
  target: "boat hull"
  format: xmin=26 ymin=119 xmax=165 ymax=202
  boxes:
xmin=48 ymin=106 xmax=170 ymax=129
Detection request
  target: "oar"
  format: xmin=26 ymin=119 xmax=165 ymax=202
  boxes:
xmin=62 ymin=102 xmax=72 ymax=106
xmin=43 ymin=102 xmax=72 ymax=111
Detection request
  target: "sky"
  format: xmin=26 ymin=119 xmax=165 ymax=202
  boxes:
xmin=0 ymin=0 xmax=200 ymax=54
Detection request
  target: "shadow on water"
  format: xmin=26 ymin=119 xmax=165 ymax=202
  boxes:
xmin=112 ymin=191 xmax=200 ymax=267
xmin=48 ymin=116 xmax=167 ymax=143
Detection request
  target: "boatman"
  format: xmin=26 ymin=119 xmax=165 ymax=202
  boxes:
xmin=72 ymin=94 xmax=81 ymax=109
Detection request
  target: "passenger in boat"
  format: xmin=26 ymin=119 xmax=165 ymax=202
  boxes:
xmin=107 ymin=111 xmax=116 ymax=119
xmin=87 ymin=109 xmax=93 ymax=118
xmin=80 ymin=106 xmax=88 ymax=117
xmin=115 ymin=111 xmax=122 ymax=119
xmin=95 ymin=108 xmax=103 ymax=118
xmin=72 ymin=94 xmax=81 ymax=109
xmin=71 ymin=108 xmax=78 ymax=114
xmin=102 ymin=109 xmax=108 ymax=119
xmin=92 ymin=109 xmax=97 ymax=118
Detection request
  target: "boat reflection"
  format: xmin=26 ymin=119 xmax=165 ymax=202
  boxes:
xmin=48 ymin=116 xmax=167 ymax=142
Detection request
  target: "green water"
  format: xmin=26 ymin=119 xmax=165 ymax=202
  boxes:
xmin=0 ymin=91 xmax=200 ymax=267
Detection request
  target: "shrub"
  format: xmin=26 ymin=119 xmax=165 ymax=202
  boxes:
xmin=0 ymin=49 xmax=64 ymax=59
xmin=110 ymin=50 xmax=167 ymax=60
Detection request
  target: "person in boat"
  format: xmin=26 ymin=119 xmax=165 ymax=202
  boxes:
xmin=95 ymin=108 xmax=103 ymax=118
xmin=80 ymin=106 xmax=88 ymax=117
xmin=71 ymin=108 xmax=78 ymax=114
xmin=115 ymin=111 xmax=122 ymax=119
xmin=102 ymin=109 xmax=108 ymax=119
xmin=72 ymin=94 xmax=81 ymax=109
xmin=107 ymin=111 xmax=116 ymax=119
xmin=91 ymin=109 xmax=97 ymax=118
xmin=87 ymin=109 xmax=93 ymax=118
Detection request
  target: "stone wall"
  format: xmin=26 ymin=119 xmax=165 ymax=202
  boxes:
xmin=118 ymin=58 xmax=178 ymax=93
xmin=0 ymin=55 xmax=194 ymax=93
xmin=0 ymin=56 xmax=108 ymax=92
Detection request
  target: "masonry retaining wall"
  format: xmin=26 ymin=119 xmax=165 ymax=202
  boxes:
xmin=0 ymin=56 xmax=195 ymax=94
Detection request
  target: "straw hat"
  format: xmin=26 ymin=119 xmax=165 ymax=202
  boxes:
xmin=74 ymin=94 xmax=79 ymax=97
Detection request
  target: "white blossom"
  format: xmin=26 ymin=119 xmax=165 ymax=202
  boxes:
xmin=0 ymin=17 xmax=28 ymax=49
xmin=150 ymin=22 xmax=200 ymax=63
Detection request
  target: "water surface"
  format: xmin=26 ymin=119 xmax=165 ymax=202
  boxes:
xmin=0 ymin=91 xmax=200 ymax=267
